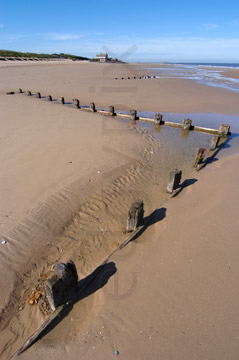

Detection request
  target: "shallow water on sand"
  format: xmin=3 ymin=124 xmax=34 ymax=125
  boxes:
xmin=143 ymin=64 xmax=239 ymax=92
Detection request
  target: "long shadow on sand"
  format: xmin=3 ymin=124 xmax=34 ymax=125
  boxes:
xmin=24 ymin=262 xmax=116 ymax=351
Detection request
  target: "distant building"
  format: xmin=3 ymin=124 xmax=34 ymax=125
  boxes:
xmin=96 ymin=53 xmax=108 ymax=62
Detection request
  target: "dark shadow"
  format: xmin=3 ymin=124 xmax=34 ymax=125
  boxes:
xmin=130 ymin=207 xmax=167 ymax=242
xmin=143 ymin=207 xmax=167 ymax=227
xmin=26 ymin=262 xmax=116 ymax=349
xmin=171 ymin=178 xmax=198 ymax=197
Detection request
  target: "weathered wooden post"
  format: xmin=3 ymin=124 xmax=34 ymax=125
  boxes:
xmin=47 ymin=95 xmax=52 ymax=101
xmin=210 ymin=135 xmax=220 ymax=150
xmin=45 ymin=261 xmax=78 ymax=312
xmin=36 ymin=92 xmax=41 ymax=99
xmin=194 ymin=148 xmax=206 ymax=167
xmin=27 ymin=90 xmax=32 ymax=96
xmin=90 ymin=102 xmax=96 ymax=112
xmin=72 ymin=98 xmax=80 ymax=108
xmin=166 ymin=169 xmax=182 ymax=194
xmin=19 ymin=88 xmax=23 ymax=93
xmin=154 ymin=113 xmax=163 ymax=125
xmin=129 ymin=109 xmax=137 ymax=121
xmin=59 ymin=97 xmax=65 ymax=105
xmin=183 ymin=118 xmax=192 ymax=131
xmin=126 ymin=200 xmax=144 ymax=232
xmin=108 ymin=105 xmax=115 ymax=116
xmin=218 ymin=124 xmax=230 ymax=137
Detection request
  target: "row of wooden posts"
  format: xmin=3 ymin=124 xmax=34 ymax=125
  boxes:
xmin=9 ymin=89 xmax=231 ymax=357
xmin=18 ymin=88 xmax=231 ymax=138
xmin=115 ymin=75 xmax=156 ymax=80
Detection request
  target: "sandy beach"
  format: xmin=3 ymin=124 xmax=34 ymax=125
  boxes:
xmin=0 ymin=61 xmax=239 ymax=360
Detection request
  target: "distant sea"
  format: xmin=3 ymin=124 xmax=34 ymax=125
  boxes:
xmin=170 ymin=63 xmax=239 ymax=68
xmin=141 ymin=63 xmax=239 ymax=92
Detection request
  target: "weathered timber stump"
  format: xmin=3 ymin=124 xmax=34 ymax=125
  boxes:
xmin=167 ymin=169 xmax=182 ymax=193
xmin=126 ymin=200 xmax=144 ymax=232
xmin=27 ymin=90 xmax=32 ymax=96
xmin=183 ymin=118 xmax=192 ymax=131
xmin=210 ymin=135 xmax=220 ymax=150
xmin=36 ymin=92 xmax=41 ymax=99
xmin=154 ymin=113 xmax=163 ymax=125
xmin=19 ymin=88 xmax=23 ymax=93
xmin=108 ymin=105 xmax=115 ymax=116
xmin=59 ymin=97 xmax=65 ymax=105
xmin=47 ymin=95 xmax=52 ymax=101
xmin=218 ymin=124 xmax=230 ymax=137
xmin=194 ymin=148 xmax=206 ymax=166
xmin=72 ymin=98 xmax=80 ymax=108
xmin=45 ymin=261 xmax=78 ymax=312
xmin=90 ymin=102 xmax=96 ymax=112
xmin=129 ymin=109 xmax=137 ymax=121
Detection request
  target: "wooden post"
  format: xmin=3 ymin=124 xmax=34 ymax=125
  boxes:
xmin=166 ymin=169 xmax=182 ymax=193
xmin=19 ymin=88 xmax=23 ymax=93
xmin=154 ymin=113 xmax=163 ymax=125
xmin=90 ymin=102 xmax=96 ymax=112
xmin=126 ymin=200 xmax=144 ymax=232
xmin=210 ymin=135 xmax=220 ymax=150
xmin=72 ymin=98 xmax=80 ymax=108
xmin=218 ymin=124 xmax=230 ymax=137
xmin=108 ymin=105 xmax=115 ymax=116
xmin=59 ymin=97 xmax=65 ymax=105
xmin=27 ymin=90 xmax=31 ymax=96
xmin=129 ymin=109 xmax=137 ymax=121
xmin=45 ymin=261 xmax=78 ymax=312
xmin=194 ymin=148 xmax=206 ymax=167
xmin=47 ymin=95 xmax=52 ymax=101
xmin=183 ymin=118 xmax=192 ymax=130
xmin=36 ymin=92 xmax=41 ymax=99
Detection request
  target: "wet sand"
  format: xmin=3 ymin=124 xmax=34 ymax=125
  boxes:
xmin=0 ymin=61 xmax=239 ymax=359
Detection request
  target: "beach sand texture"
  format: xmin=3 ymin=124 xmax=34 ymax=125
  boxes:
xmin=0 ymin=61 xmax=239 ymax=359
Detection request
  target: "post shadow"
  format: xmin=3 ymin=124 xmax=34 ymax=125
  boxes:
xmin=27 ymin=262 xmax=116 ymax=348
xmin=171 ymin=178 xmax=198 ymax=197
xmin=130 ymin=207 xmax=167 ymax=242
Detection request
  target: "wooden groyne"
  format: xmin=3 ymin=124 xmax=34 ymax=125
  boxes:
xmin=13 ymin=88 xmax=231 ymax=136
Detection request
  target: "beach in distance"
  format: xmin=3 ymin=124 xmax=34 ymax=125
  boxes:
xmin=0 ymin=60 xmax=239 ymax=360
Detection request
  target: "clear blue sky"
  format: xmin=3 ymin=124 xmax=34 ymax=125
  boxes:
xmin=1 ymin=0 xmax=239 ymax=62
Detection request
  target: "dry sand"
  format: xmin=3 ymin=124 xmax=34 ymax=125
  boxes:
xmin=0 ymin=61 xmax=238 ymax=359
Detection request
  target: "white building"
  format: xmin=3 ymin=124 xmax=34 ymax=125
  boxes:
xmin=96 ymin=53 xmax=109 ymax=62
